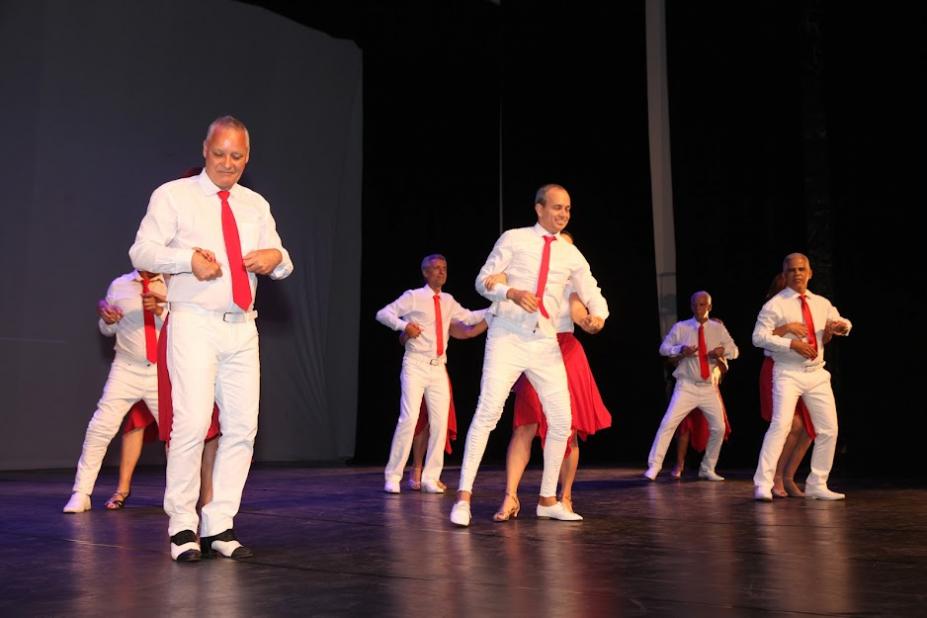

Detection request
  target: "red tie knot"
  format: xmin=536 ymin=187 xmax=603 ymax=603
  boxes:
xmin=218 ymin=190 xmax=230 ymax=202
xmin=434 ymin=294 xmax=440 ymax=300
xmin=141 ymin=278 xmax=150 ymax=293
xmin=544 ymin=235 xmax=556 ymax=244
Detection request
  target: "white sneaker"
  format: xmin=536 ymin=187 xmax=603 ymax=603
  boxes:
xmin=754 ymin=486 xmax=773 ymax=502
xmin=384 ymin=480 xmax=400 ymax=494
xmin=63 ymin=492 xmax=91 ymax=513
xmin=449 ymin=501 xmax=471 ymax=527
xmin=536 ymin=501 xmax=583 ymax=521
xmin=421 ymin=481 xmax=445 ymax=494
xmin=698 ymin=469 xmax=725 ymax=481
xmin=643 ymin=467 xmax=659 ymax=481
xmin=805 ymin=486 xmax=845 ymax=501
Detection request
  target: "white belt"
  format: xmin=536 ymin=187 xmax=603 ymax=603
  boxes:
xmin=169 ymin=303 xmax=257 ymax=323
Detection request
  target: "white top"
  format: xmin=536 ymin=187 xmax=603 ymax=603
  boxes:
xmin=753 ymin=287 xmax=851 ymax=368
xmin=129 ymin=170 xmax=293 ymax=312
xmin=660 ymin=317 xmax=739 ymax=383
xmin=376 ymin=284 xmax=487 ymax=359
xmin=99 ymin=271 xmax=167 ymax=363
xmin=476 ymin=223 xmax=608 ymax=337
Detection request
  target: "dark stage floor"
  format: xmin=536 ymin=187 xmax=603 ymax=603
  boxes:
xmin=1 ymin=465 xmax=924 ymax=617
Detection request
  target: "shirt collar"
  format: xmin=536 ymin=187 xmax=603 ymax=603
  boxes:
xmin=196 ymin=169 xmax=238 ymax=197
xmin=422 ymin=284 xmax=442 ymax=297
xmin=532 ymin=222 xmax=560 ymax=238
xmin=780 ymin=287 xmax=814 ymax=300
xmin=132 ymin=270 xmax=164 ymax=284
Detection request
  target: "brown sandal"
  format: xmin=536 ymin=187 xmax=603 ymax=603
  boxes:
xmin=105 ymin=490 xmax=130 ymax=510
xmin=492 ymin=493 xmax=520 ymax=522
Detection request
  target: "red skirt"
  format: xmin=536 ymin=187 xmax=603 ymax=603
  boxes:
xmin=512 ymin=332 xmax=612 ymax=452
xmin=759 ymin=356 xmax=816 ymax=440
xmin=412 ymin=376 xmax=457 ymax=454
xmin=157 ymin=314 xmax=221 ymax=444
xmin=122 ymin=402 xmax=160 ymax=443
xmin=676 ymin=405 xmax=732 ymax=452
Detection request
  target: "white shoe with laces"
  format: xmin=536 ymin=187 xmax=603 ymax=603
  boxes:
xmin=449 ymin=501 xmax=471 ymax=527
xmin=536 ymin=501 xmax=583 ymax=521
xmin=63 ymin=492 xmax=91 ymax=513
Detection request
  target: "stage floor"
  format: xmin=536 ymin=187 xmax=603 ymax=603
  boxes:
xmin=1 ymin=465 xmax=923 ymax=616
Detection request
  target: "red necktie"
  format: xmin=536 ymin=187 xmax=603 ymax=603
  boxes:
xmin=140 ymin=278 xmax=158 ymax=364
xmin=433 ymin=294 xmax=444 ymax=357
xmin=535 ymin=235 xmax=557 ymax=318
xmin=218 ymin=190 xmax=253 ymax=311
xmin=799 ymin=294 xmax=818 ymax=354
xmin=697 ymin=323 xmax=710 ymax=379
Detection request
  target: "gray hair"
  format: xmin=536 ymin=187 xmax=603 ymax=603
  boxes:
xmin=420 ymin=254 xmax=447 ymax=271
xmin=205 ymin=115 xmax=250 ymax=150
xmin=782 ymin=252 xmax=811 ymax=271
xmin=690 ymin=290 xmax=712 ymax=305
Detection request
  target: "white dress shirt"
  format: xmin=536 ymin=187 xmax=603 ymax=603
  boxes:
xmin=476 ymin=223 xmax=608 ymax=336
xmin=376 ymin=285 xmax=487 ymax=359
xmin=98 ymin=271 xmax=167 ymax=364
xmin=752 ymin=287 xmax=851 ymax=368
xmin=660 ymin=317 xmax=739 ymax=383
xmin=554 ymin=283 xmax=576 ymax=334
xmin=129 ymin=170 xmax=293 ymax=312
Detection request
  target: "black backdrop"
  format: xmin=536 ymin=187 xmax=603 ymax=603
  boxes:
xmin=2 ymin=0 xmax=922 ymax=475
xmin=282 ymin=0 xmax=924 ymax=474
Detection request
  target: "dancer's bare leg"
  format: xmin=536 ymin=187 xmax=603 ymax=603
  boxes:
xmin=558 ymin=434 xmax=580 ymax=512
xmin=773 ymin=415 xmax=804 ymax=497
xmin=783 ymin=416 xmax=812 ymax=497
xmin=671 ymin=428 xmax=690 ymax=479
xmin=493 ymin=424 xmax=536 ymax=520
xmin=409 ymin=427 xmax=428 ymax=490
xmin=197 ymin=437 xmax=219 ymax=510
xmin=115 ymin=427 xmax=145 ymax=496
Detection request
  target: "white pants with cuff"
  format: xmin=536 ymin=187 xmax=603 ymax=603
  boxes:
xmin=647 ymin=379 xmax=727 ymax=475
xmin=458 ymin=321 xmax=570 ymax=499
xmin=164 ymin=307 xmax=260 ymax=538
xmin=384 ymin=355 xmax=451 ymax=486
xmin=72 ymin=355 xmax=159 ymax=496
xmin=754 ymin=364 xmax=838 ymax=492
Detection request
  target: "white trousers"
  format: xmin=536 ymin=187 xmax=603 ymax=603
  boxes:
xmin=647 ymin=380 xmax=726 ymax=475
xmin=72 ymin=355 xmax=159 ymax=495
xmin=458 ymin=322 xmax=570 ymax=498
xmin=164 ymin=309 xmax=260 ymax=537
xmin=754 ymin=365 xmax=838 ymax=491
xmin=384 ymin=357 xmax=450 ymax=485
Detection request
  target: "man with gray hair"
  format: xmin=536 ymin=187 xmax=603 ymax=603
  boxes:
xmin=376 ymin=254 xmax=487 ymax=494
xmin=130 ymin=115 xmax=293 ymax=561
xmin=645 ymin=291 xmax=738 ymax=481
xmin=752 ymin=253 xmax=851 ymax=501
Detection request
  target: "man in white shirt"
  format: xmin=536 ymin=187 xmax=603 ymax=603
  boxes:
xmin=130 ymin=116 xmax=293 ymax=561
xmin=376 ymin=254 xmax=487 ymax=495
xmin=450 ymin=184 xmax=608 ymax=526
xmin=644 ymin=291 xmax=738 ymax=481
xmin=752 ymin=253 xmax=851 ymax=502
xmin=63 ymin=270 xmax=166 ymax=514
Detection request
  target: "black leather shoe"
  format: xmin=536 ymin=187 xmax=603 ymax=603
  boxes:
xmin=200 ymin=528 xmax=254 ymax=560
xmin=170 ymin=530 xmax=201 ymax=562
